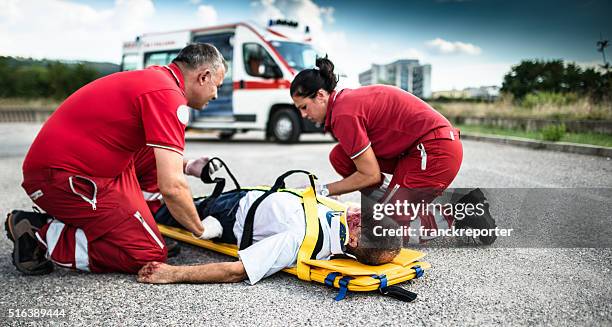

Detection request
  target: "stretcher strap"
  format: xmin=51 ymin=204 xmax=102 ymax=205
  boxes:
xmin=372 ymin=274 xmax=388 ymax=290
xmin=324 ymin=272 xmax=341 ymax=287
xmin=380 ymin=286 xmax=418 ymax=302
xmin=200 ymin=157 xmax=241 ymax=204
xmin=413 ymin=265 xmax=424 ymax=278
xmin=296 ymin=173 xmax=320 ymax=281
xmin=373 ymin=274 xmax=418 ymax=302
xmin=240 ymin=170 xmax=317 ymax=251
xmin=335 ymin=276 xmax=354 ymax=301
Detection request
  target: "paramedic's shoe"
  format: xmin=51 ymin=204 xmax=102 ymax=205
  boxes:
xmin=164 ymin=237 xmax=181 ymax=258
xmin=5 ymin=210 xmax=54 ymax=275
xmin=454 ymin=189 xmax=497 ymax=245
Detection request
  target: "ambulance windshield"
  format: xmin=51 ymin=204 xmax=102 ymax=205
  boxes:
xmin=270 ymin=41 xmax=319 ymax=71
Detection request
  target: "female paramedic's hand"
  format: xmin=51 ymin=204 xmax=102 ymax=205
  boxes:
xmin=184 ymin=157 xmax=222 ymax=178
xmin=297 ymin=183 xmax=325 ymax=194
xmin=298 ymin=183 xmax=340 ymax=200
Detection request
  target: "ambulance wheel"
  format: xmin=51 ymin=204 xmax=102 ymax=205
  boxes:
xmin=270 ymin=109 xmax=301 ymax=143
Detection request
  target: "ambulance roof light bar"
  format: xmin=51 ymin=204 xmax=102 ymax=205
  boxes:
xmin=268 ymin=19 xmax=297 ymax=27
xmin=268 ymin=19 xmax=310 ymax=34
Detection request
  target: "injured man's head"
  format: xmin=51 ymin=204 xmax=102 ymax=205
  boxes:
xmin=344 ymin=207 xmax=402 ymax=266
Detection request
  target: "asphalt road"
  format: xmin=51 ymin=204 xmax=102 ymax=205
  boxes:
xmin=0 ymin=123 xmax=611 ymax=326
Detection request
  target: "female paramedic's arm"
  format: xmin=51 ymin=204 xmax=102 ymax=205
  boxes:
xmin=137 ymin=260 xmax=247 ymax=284
xmin=326 ymin=146 xmax=381 ymax=196
xmin=154 ymin=148 xmax=205 ymax=236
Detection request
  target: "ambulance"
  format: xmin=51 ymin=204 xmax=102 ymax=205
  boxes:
xmin=121 ymin=20 xmax=324 ymax=143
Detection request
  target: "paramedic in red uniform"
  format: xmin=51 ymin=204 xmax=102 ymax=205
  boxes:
xmin=5 ymin=43 xmax=227 ymax=275
xmin=290 ymin=58 xmax=495 ymax=245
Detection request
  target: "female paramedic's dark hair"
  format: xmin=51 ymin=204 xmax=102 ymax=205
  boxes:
xmin=290 ymin=56 xmax=338 ymax=98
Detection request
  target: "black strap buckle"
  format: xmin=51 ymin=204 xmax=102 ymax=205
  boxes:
xmin=379 ymin=285 xmax=418 ymax=302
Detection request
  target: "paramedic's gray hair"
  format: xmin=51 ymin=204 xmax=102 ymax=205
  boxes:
xmin=173 ymin=43 xmax=227 ymax=73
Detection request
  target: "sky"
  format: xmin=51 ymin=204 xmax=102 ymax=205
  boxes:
xmin=1 ymin=0 xmax=610 ymax=91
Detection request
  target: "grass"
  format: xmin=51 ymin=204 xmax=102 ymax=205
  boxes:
xmin=457 ymin=124 xmax=612 ymax=147
xmin=432 ymin=96 xmax=612 ymax=121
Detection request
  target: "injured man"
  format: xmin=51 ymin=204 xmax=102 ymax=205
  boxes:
xmin=137 ymin=189 xmax=402 ymax=285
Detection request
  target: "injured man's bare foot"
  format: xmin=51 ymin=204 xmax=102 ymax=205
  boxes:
xmin=137 ymin=262 xmax=179 ymax=284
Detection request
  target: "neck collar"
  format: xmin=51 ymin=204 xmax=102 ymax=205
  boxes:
xmin=326 ymin=210 xmax=349 ymax=255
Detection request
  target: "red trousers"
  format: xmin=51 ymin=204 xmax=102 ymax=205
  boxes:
xmin=329 ymin=127 xmax=463 ymax=243
xmin=22 ymin=164 xmax=167 ymax=274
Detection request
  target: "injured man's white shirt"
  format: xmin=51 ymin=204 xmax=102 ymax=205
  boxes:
xmin=234 ymin=190 xmax=339 ymax=285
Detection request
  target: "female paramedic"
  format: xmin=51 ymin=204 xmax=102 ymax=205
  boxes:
xmin=289 ymin=57 xmax=488 ymax=245
xmin=290 ymin=57 xmax=462 ymax=200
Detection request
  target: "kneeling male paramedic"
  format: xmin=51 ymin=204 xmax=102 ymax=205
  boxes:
xmin=6 ymin=43 xmax=227 ymax=275
xmin=138 ymin=190 xmax=402 ymax=284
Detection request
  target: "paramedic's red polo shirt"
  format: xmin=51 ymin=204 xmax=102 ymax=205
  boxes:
xmin=23 ymin=63 xmax=189 ymax=178
xmin=325 ymin=85 xmax=452 ymax=159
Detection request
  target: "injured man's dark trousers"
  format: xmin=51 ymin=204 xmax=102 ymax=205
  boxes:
xmin=154 ymin=190 xmax=248 ymax=244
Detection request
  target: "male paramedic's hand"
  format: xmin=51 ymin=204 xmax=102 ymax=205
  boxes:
xmin=184 ymin=156 xmax=222 ymax=178
xmin=194 ymin=216 xmax=223 ymax=240
xmin=154 ymin=148 xmax=204 ymax=236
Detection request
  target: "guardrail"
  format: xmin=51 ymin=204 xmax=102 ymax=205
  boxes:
xmin=448 ymin=116 xmax=612 ymax=135
xmin=0 ymin=108 xmax=54 ymax=123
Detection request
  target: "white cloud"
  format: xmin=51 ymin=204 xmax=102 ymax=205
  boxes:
xmin=319 ymin=6 xmax=335 ymax=24
xmin=0 ymin=0 xmax=22 ymax=23
xmin=115 ymin=0 xmax=155 ymax=32
xmin=0 ymin=0 xmax=155 ymax=62
xmin=251 ymin=0 xmax=284 ymax=22
xmin=426 ymin=37 xmax=482 ymax=55
xmin=428 ymin=60 xmax=510 ymax=91
xmin=196 ymin=5 xmax=218 ymax=26
xmin=368 ymin=42 xmax=381 ymax=51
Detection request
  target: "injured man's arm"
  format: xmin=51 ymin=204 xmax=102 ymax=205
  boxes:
xmin=138 ymin=260 xmax=246 ymax=284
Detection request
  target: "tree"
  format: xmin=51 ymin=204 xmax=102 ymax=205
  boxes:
xmin=501 ymin=59 xmax=611 ymax=103
xmin=0 ymin=57 xmax=12 ymax=97
xmin=0 ymin=56 xmax=102 ymax=99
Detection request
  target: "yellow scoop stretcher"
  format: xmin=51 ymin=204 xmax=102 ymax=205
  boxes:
xmin=159 ymin=168 xmax=430 ymax=302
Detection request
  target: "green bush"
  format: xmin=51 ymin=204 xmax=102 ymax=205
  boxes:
xmin=521 ymin=92 xmax=578 ymax=108
xmin=541 ymin=124 xmax=566 ymax=142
